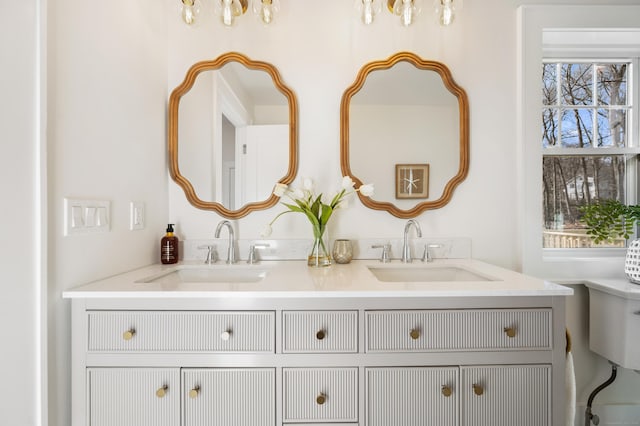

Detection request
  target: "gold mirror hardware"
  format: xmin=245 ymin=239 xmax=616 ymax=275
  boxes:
xmin=504 ymin=327 xmax=516 ymax=338
xmin=409 ymin=329 xmax=421 ymax=340
xmin=316 ymin=393 xmax=327 ymax=405
xmin=340 ymin=52 xmax=469 ymax=218
xmin=441 ymin=385 xmax=452 ymax=397
xmin=472 ymin=384 xmax=484 ymax=396
xmin=220 ymin=330 xmax=232 ymax=341
xmin=168 ymin=52 xmax=298 ymax=218
xmin=189 ymin=386 xmax=200 ymax=399
xmin=122 ymin=329 xmax=136 ymax=341
xmin=316 ymin=330 xmax=326 ymax=340
xmin=156 ymin=385 xmax=168 ymax=398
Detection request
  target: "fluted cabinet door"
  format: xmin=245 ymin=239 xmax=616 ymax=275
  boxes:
xmin=88 ymin=368 xmax=180 ymax=426
xmin=366 ymin=367 xmax=459 ymax=426
xmin=461 ymin=365 xmax=551 ymax=426
xmin=183 ymin=368 xmax=275 ymax=426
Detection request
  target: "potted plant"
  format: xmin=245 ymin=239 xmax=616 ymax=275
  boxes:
xmin=580 ymin=200 xmax=640 ymax=244
xmin=581 ymin=200 xmax=640 ymax=283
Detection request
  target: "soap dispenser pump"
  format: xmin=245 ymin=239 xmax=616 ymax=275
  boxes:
xmin=161 ymin=224 xmax=179 ymax=264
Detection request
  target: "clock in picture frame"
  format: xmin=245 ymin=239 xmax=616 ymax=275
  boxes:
xmin=396 ymin=164 xmax=429 ymax=199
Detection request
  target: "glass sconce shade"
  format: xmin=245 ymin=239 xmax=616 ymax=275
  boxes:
xmin=355 ymin=0 xmax=382 ymax=25
xmin=180 ymin=0 xmax=201 ymax=25
xmin=436 ymin=0 xmax=455 ymax=26
xmin=214 ymin=0 xmax=248 ymax=26
xmin=253 ymin=0 xmax=279 ymax=24
xmin=391 ymin=0 xmax=422 ymax=26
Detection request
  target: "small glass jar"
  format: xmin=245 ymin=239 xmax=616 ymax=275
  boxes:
xmin=332 ymin=239 xmax=353 ymax=264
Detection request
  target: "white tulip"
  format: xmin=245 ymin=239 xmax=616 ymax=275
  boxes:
xmin=260 ymin=224 xmax=273 ymax=237
xmin=359 ymin=183 xmax=375 ymax=197
xmin=273 ymin=183 xmax=288 ymax=197
xmin=341 ymin=176 xmax=355 ymax=190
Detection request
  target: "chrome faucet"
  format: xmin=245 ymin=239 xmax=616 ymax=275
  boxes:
xmin=215 ymin=220 xmax=236 ymax=264
xmin=401 ymin=219 xmax=422 ymax=263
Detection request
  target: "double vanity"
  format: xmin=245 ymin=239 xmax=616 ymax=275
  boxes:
xmin=64 ymin=258 xmax=571 ymax=426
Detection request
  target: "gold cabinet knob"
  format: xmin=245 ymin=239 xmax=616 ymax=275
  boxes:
xmin=220 ymin=330 xmax=231 ymax=341
xmin=409 ymin=329 xmax=421 ymax=340
xmin=316 ymin=393 xmax=327 ymax=405
xmin=156 ymin=385 xmax=168 ymax=398
xmin=122 ymin=329 xmax=136 ymax=341
xmin=189 ymin=386 xmax=200 ymax=399
xmin=441 ymin=385 xmax=452 ymax=397
xmin=473 ymin=384 xmax=484 ymax=396
xmin=504 ymin=327 xmax=516 ymax=338
xmin=316 ymin=330 xmax=326 ymax=340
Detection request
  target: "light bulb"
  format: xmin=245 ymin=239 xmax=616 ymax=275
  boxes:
xmin=438 ymin=0 xmax=455 ymax=26
xmin=393 ymin=0 xmax=421 ymax=26
xmin=357 ymin=0 xmax=381 ymax=25
xmin=180 ymin=0 xmax=201 ymax=25
xmin=253 ymin=0 xmax=279 ymax=25
xmin=216 ymin=0 xmax=245 ymax=26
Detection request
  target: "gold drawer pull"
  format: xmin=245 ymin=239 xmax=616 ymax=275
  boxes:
xmin=220 ymin=330 xmax=232 ymax=341
xmin=316 ymin=393 xmax=327 ymax=405
xmin=473 ymin=384 xmax=484 ymax=396
xmin=409 ymin=329 xmax=421 ymax=340
xmin=122 ymin=329 xmax=136 ymax=341
xmin=189 ymin=386 xmax=200 ymax=399
xmin=441 ymin=385 xmax=452 ymax=397
xmin=504 ymin=327 xmax=516 ymax=338
xmin=316 ymin=330 xmax=326 ymax=340
xmin=156 ymin=385 xmax=168 ymax=398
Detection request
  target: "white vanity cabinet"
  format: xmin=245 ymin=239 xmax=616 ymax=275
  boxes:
xmin=66 ymin=261 xmax=569 ymax=426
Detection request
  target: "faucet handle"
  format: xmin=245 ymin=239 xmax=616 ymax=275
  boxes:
xmin=247 ymin=243 xmax=271 ymax=264
xmin=422 ymin=243 xmax=444 ymax=262
xmin=372 ymin=243 xmax=391 ymax=263
xmin=198 ymin=245 xmax=217 ymax=264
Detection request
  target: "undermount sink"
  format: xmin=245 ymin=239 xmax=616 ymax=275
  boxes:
xmin=367 ymin=265 xmax=496 ymax=282
xmin=137 ymin=265 xmax=268 ymax=284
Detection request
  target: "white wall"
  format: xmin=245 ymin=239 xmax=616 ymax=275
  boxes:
xmin=167 ymin=0 xmax=521 ymax=272
xmin=0 ymin=1 xmax=45 ymax=425
xmin=47 ymin=0 xmax=168 ymax=425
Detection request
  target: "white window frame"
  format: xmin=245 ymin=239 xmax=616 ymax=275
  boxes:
xmin=517 ymin=6 xmax=640 ymax=279
xmin=541 ymin=58 xmax=640 ymax=249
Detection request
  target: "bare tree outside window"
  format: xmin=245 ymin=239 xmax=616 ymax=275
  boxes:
xmin=542 ymin=62 xmax=630 ymax=248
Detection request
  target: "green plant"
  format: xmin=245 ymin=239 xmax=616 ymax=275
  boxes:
xmin=580 ymin=200 xmax=640 ymax=244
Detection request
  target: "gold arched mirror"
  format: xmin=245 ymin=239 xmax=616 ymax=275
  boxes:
xmin=168 ymin=52 xmax=298 ymax=218
xmin=340 ymin=52 xmax=469 ymax=218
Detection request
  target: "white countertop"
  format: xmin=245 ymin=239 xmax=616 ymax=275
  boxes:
xmin=584 ymin=277 xmax=640 ymax=300
xmin=62 ymin=259 xmax=572 ymax=299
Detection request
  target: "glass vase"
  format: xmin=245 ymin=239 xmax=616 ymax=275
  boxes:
xmin=308 ymin=229 xmax=332 ymax=267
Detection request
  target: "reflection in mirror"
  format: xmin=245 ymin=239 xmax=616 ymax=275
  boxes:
xmin=340 ymin=52 xmax=469 ymax=218
xmin=169 ymin=52 xmax=298 ymax=218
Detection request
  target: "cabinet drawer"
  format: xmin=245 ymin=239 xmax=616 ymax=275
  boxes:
xmin=88 ymin=311 xmax=275 ymax=352
xmin=282 ymin=311 xmax=358 ymax=353
xmin=283 ymin=368 xmax=358 ymax=423
xmin=366 ymin=309 xmax=551 ymax=352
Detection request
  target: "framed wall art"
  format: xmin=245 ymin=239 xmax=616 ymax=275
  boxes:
xmin=396 ymin=164 xmax=429 ymax=199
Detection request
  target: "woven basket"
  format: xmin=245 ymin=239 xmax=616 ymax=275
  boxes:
xmin=624 ymin=239 xmax=640 ymax=284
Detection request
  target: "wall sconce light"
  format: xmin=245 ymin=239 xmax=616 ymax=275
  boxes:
xmin=214 ymin=0 xmax=248 ymax=26
xmin=355 ymin=0 xmax=382 ymax=25
xmin=253 ymin=0 xmax=280 ymax=25
xmin=180 ymin=0 xmax=202 ymax=26
xmin=435 ymin=0 xmax=456 ymax=26
xmin=180 ymin=0 xmax=279 ymax=26
xmin=389 ymin=0 xmax=422 ymax=27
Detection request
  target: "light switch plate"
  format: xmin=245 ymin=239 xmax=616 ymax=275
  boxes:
xmin=64 ymin=198 xmax=110 ymax=236
xmin=129 ymin=201 xmax=145 ymax=230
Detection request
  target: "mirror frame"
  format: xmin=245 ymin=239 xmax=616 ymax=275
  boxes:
xmin=168 ymin=52 xmax=298 ymax=218
xmin=340 ymin=52 xmax=469 ymax=218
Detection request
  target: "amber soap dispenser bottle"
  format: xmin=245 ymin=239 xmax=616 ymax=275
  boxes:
xmin=161 ymin=224 xmax=179 ymax=264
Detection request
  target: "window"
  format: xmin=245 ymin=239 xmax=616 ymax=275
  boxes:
xmin=541 ymin=60 xmax=638 ymax=248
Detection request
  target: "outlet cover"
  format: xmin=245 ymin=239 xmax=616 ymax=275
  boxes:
xmin=129 ymin=201 xmax=145 ymax=230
